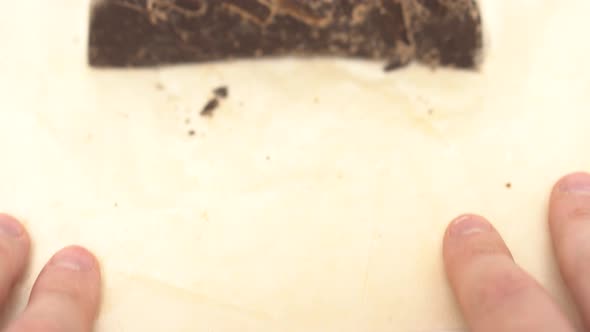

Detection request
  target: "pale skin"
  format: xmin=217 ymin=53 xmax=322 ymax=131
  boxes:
xmin=0 ymin=172 xmax=589 ymax=331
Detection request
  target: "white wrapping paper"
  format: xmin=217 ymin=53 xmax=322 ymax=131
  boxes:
xmin=0 ymin=0 xmax=589 ymax=330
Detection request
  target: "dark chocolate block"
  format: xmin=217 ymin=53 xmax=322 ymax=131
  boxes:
xmin=88 ymin=0 xmax=482 ymax=69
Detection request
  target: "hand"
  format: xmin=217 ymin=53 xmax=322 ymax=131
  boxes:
xmin=0 ymin=214 xmax=101 ymax=332
xmin=443 ymin=172 xmax=590 ymax=331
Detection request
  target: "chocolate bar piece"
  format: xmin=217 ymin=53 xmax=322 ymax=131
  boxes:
xmin=88 ymin=0 xmax=482 ymax=69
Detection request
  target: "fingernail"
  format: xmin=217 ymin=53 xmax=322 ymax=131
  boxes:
xmin=448 ymin=215 xmax=491 ymax=237
xmin=51 ymin=247 xmax=95 ymax=271
xmin=0 ymin=214 xmax=24 ymax=237
xmin=559 ymin=172 xmax=590 ymax=194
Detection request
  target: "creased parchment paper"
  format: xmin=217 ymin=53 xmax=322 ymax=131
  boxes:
xmin=0 ymin=0 xmax=589 ymax=331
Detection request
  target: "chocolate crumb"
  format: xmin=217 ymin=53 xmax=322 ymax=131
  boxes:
xmin=213 ymin=86 xmax=229 ymax=98
xmin=505 ymin=182 xmax=512 ymax=189
xmin=201 ymin=98 xmax=219 ymax=117
xmin=188 ymin=130 xmax=196 ymax=136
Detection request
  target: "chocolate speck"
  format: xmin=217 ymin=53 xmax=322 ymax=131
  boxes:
xmin=201 ymin=98 xmax=220 ymax=117
xmin=188 ymin=130 xmax=196 ymax=136
xmin=213 ymin=86 xmax=229 ymax=98
xmin=505 ymin=182 xmax=512 ymax=189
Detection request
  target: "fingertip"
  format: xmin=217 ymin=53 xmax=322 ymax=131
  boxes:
xmin=0 ymin=213 xmax=31 ymax=306
xmin=49 ymin=245 xmax=100 ymax=272
xmin=30 ymin=245 xmax=102 ymax=320
xmin=548 ymin=172 xmax=590 ymax=328
xmin=443 ymin=214 xmax=499 ymax=262
xmin=549 ymin=172 xmax=590 ymax=236
xmin=442 ymin=214 xmax=574 ymax=331
xmin=5 ymin=245 xmax=102 ymax=332
xmin=552 ymin=172 xmax=590 ymax=196
xmin=446 ymin=214 xmax=493 ymax=239
xmin=0 ymin=214 xmax=30 ymax=243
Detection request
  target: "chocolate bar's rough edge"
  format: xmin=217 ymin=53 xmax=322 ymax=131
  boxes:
xmin=403 ymin=0 xmax=483 ymax=69
xmin=88 ymin=0 xmax=482 ymax=70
